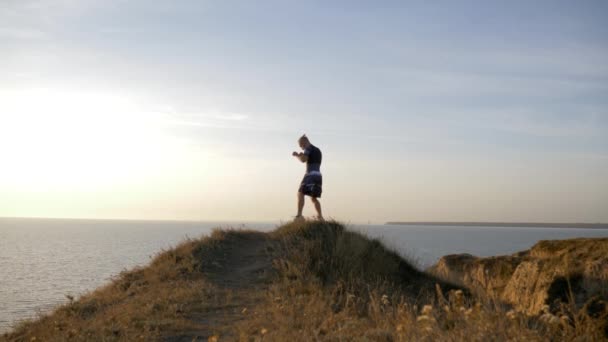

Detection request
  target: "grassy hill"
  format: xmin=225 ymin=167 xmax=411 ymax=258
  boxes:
xmin=2 ymin=220 xmax=606 ymax=341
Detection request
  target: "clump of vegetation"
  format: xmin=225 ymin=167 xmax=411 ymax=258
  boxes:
xmin=237 ymin=220 xmax=607 ymax=341
xmin=2 ymin=230 xmax=244 ymax=341
xmin=3 ymin=221 xmax=606 ymax=341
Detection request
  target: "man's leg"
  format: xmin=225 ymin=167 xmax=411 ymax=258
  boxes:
xmin=311 ymin=197 xmax=323 ymax=220
xmin=297 ymin=191 xmax=305 ymax=217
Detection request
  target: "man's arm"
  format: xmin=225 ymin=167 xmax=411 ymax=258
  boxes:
xmin=292 ymin=151 xmax=308 ymax=163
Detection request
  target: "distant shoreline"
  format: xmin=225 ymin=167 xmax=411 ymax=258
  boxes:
xmin=385 ymin=222 xmax=608 ymax=229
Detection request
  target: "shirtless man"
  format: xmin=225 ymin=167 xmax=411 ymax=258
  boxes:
xmin=292 ymin=134 xmax=323 ymax=220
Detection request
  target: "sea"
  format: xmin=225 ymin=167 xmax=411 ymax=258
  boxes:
xmin=1 ymin=217 xmax=607 ymax=334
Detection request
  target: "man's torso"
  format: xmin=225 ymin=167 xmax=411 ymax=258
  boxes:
xmin=305 ymin=144 xmax=322 ymax=173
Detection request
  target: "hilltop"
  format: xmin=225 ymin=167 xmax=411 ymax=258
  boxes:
xmin=2 ymin=221 xmax=606 ymax=341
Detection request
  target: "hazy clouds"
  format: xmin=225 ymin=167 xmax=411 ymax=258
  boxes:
xmin=1 ymin=1 xmax=607 ymax=222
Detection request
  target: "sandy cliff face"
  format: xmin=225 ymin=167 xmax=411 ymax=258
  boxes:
xmin=429 ymin=238 xmax=608 ymax=315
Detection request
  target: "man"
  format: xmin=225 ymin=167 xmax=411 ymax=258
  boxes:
xmin=292 ymin=134 xmax=323 ymax=220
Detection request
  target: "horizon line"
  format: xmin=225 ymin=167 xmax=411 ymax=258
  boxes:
xmin=386 ymin=221 xmax=608 ymax=229
xmin=2 ymin=216 xmax=607 ymax=227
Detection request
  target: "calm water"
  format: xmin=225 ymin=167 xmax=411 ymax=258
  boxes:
xmin=1 ymin=217 xmax=607 ymax=334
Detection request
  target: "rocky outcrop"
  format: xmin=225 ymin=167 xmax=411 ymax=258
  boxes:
xmin=428 ymin=238 xmax=608 ymax=315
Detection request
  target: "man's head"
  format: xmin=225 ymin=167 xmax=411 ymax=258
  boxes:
xmin=298 ymin=134 xmax=310 ymax=150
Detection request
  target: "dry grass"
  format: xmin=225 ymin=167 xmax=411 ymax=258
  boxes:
xmin=238 ymin=281 xmax=608 ymax=341
xmin=2 ymin=221 xmax=606 ymax=341
xmin=2 ymin=229 xmax=241 ymax=341
xmin=237 ymin=220 xmax=607 ymax=341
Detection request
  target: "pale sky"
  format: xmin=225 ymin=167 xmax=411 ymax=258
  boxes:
xmin=1 ymin=1 xmax=607 ymax=223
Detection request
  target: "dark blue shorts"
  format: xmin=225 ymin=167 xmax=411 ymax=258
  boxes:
xmin=298 ymin=173 xmax=322 ymax=198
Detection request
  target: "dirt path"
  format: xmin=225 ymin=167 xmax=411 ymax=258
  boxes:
xmin=165 ymin=232 xmax=277 ymax=341
xmin=205 ymin=232 xmax=275 ymax=289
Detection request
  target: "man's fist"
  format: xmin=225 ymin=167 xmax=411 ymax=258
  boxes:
xmin=292 ymin=151 xmax=299 ymax=157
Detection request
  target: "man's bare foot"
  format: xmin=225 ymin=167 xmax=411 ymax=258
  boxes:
xmin=294 ymin=215 xmax=305 ymax=222
xmin=317 ymin=216 xmax=325 ymax=221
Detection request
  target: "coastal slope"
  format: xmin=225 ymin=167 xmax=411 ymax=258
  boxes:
xmin=3 ymin=221 xmax=606 ymax=341
xmin=429 ymin=238 xmax=608 ymax=316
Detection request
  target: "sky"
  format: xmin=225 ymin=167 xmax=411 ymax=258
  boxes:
xmin=1 ymin=0 xmax=607 ymax=223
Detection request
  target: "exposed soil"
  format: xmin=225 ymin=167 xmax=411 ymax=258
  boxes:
xmin=164 ymin=231 xmax=277 ymax=341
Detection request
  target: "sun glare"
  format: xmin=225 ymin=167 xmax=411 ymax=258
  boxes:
xmin=0 ymin=88 xmax=179 ymax=191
